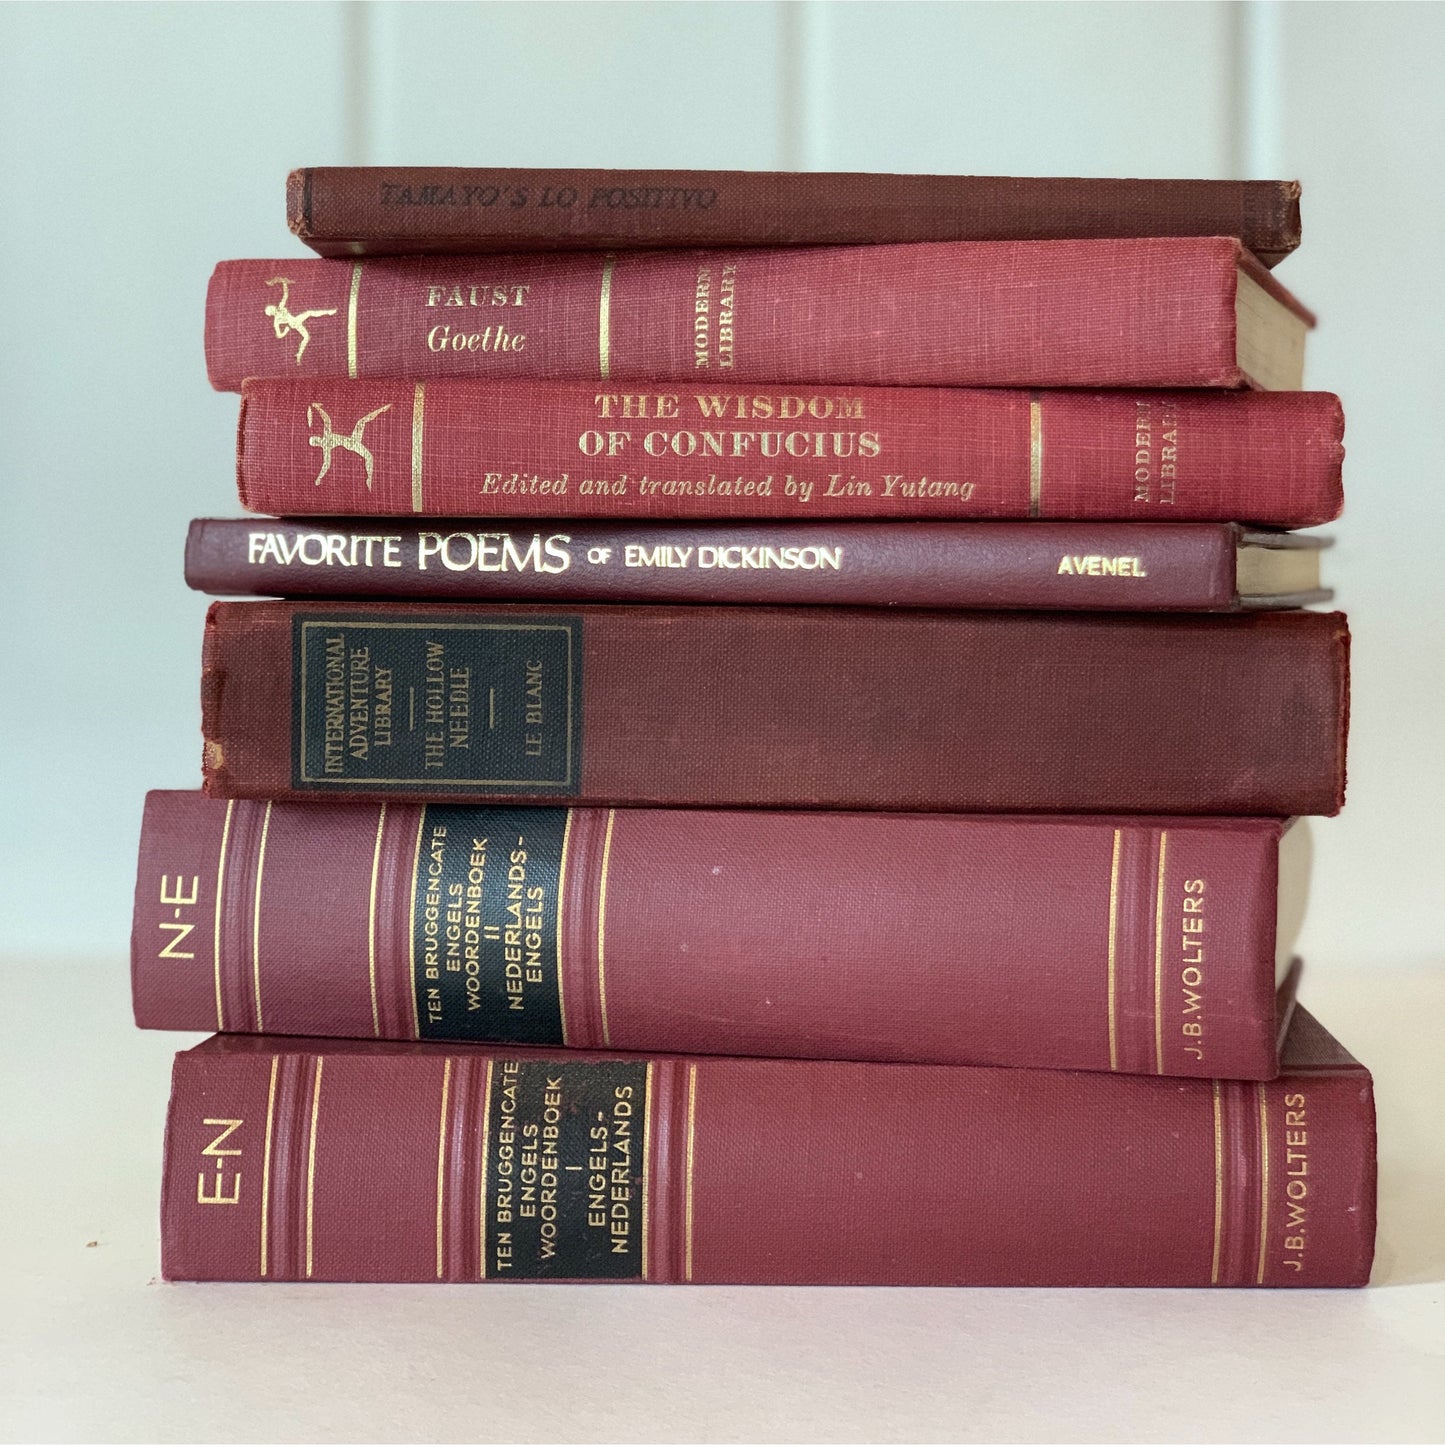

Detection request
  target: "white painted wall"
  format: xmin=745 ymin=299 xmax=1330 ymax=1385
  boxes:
xmin=2 ymin=1 xmax=1442 ymax=975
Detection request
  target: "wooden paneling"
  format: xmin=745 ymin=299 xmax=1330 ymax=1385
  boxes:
xmin=0 ymin=2 xmax=352 ymax=947
xmin=1274 ymin=1 xmax=1445 ymax=969
xmin=809 ymin=1 xmax=1238 ymax=175
xmin=1 ymin=1 xmax=1440 ymax=964
xmin=363 ymin=1 xmax=791 ymax=167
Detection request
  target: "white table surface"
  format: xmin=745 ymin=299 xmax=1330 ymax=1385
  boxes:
xmin=2 ymin=957 xmax=1442 ymax=1445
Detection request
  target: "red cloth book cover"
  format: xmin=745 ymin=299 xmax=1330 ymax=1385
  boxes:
xmin=133 ymin=792 xmax=1301 ymax=1080
xmin=232 ymin=379 xmax=1344 ymax=527
xmin=159 ymin=1007 xmax=1376 ymax=1286
xmin=200 ymin=602 xmax=1350 ymax=816
xmin=204 ymin=238 xmax=1310 ymax=392
xmin=185 ymin=518 xmax=1330 ymax=611
xmin=288 ymin=167 xmax=1303 ymax=265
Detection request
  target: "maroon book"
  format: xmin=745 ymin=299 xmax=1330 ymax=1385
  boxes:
xmin=204 ymin=238 xmax=1311 ymax=393
xmin=133 ymin=791 xmax=1307 ymax=1080
xmin=187 ymin=519 xmax=1330 ymax=612
xmin=233 ymin=378 xmax=1344 ymax=528
xmin=160 ymin=1007 xmax=1375 ymax=1285
xmin=200 ymin=601 xmax=1349 ymax=816
xmin=287 ymin=168 xmax=1302 ymax=267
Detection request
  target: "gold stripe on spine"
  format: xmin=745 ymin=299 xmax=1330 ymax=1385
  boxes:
xmin=212 ymin=799 xmax=235 ymax=1030
xmin=555 ymin=810 xmax=573 ymax=1045
xmin=407 ymin=807 xmax=427 ymax=1039
xmin=598 ymin=254 xmax=615 ymax=378
xmin=1106 ymin=829 xmax=1121 ymax=1071
xmin=641 ymin=1061 xmax=655 ymax=1280
xmin=305 ymin=1056 xmax=324 ymax=1278
xmin=259 ymin=1055 xmax=278 ymax=1277
xmin=1256 ymin=1084 xmax=1271 ymax=1285
xmin=367 ymin=804 xmax=387 ymax=1037
xmin=1211 ymin=1080 xmax=1224 ymax=1285
xmin=346 ymin=262 xmax=363 ymax=378
xmin=410 ymin=383 xmax=425 ymax=512
xmin=435 ymin=1057 xmax=453 ymax=1280
xmin=597 ymin=809 xmax=616 ymax=1045
xmin=478 ymin=1058 xmax=494 ymax=1279
xmin=1153 ymin=830 xmax=1169 ymax=1074
xmin=1028 ymin=395 xmax=1044 ymax=517
xmin=252 ymin=801 xmax=273 ymax=1031
xmin=684 ymin=1064 xmax=698 ymax=1282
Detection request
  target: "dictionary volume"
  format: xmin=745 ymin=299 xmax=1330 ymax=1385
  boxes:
xmin=232 ymin=378 xmax=1344 ymax=527
xmin=187 ymin=519 xmax=1330 ymax=611
xmin=133 ymin=792 xmax=1309 ymax=1079
xmin=199 ymin=601 xmax=1349 ymax=816
xmin=160 ymin=1006 xmax=1375 ymax=1285
xmin=288 ymin=167 xmax=1303 ymax=264
xmin=205 ymin=238 xmax=1311 ymax=392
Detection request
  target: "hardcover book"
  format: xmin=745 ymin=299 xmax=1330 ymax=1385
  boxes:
xmin=287 ymin=168 xmax=1303 ymax=266
xmin=232 ymin=378 xmax=1344 ymax=527
xmin=205 ymin=238 xmax=1311 ymax=393
xmin=133 ymin=792 xmax=1309 ymax=1079
xmin=160 ymin=1006 xmax=1376 ymax=1285
xmin=186 ymin=519 xmax=1330 ymax=612
xmin=200 ymin=601 xmax=1350 ymax=816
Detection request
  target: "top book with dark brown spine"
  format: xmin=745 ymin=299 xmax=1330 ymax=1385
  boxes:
xmin=288 ymin=168 xmax=1302 ymax=264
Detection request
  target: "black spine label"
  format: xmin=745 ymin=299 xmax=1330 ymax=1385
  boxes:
xmin=411 ymin=806 xmax=567 ymax=1044
xmin=484 ymin=1059 xmax=647 ymax=1280
xmin=290 ymin=612 xmax=581 ymax=792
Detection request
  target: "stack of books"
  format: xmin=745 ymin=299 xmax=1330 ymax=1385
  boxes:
xmin=134 ymin=167 xmax=1374 ymax=1287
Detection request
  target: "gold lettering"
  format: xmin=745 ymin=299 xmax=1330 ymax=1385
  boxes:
xmin=201 ymin=1118 xmax=243 ymax=1156
xmin=197 ymin=1117 xmax=243 ymax=1204
xmin=158 ymin=921 xmax=197 ymax=959
xmin=158 ymin=873 xmax=202 ymax=959
xmin=160 ymin=875 xmax=200 ymax=907
xmin=1057 ymin=555 xmax=1149 ymax=578
xmin=197 ymin=1172 xmax=242 ymax=1205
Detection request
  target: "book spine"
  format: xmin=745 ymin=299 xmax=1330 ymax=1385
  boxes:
xmin=199 ymin=601 xmax=1350 ymax=816
xmin=188 ymin=519 xmax=1261 ymax=610
xmin=287 ymin=168 xmax=1302 ymax=267
xmin=160 ymin=1033 xmax=1375 ymax=1285
xmin=235 ymin=378 xmax=1344 ymax=528
xmin=205 ymin=238 xmax=1254 ymax=393
xmin=133 ymin=791 xmax=1287 ymax=1079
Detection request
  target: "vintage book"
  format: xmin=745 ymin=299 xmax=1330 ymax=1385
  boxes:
xmin=205 ymin=238 xmax=1311 ymax=393
xmin=133 ymin=792 xmax=1310 ymax=1079
xmin=287 ymin=168 xmax=1303 ymax=266
xmin=160 ymin=1006 xmax=1375 ymax=1285
xmin=233 ymin=378 xmax=1344 ymax=527
xmin=200 ymin=601 xmax=1350 ymax=815
xmin=187 ymin=518 xmax=1332 ymax=612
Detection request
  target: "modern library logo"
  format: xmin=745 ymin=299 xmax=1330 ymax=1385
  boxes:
xmin=306 ymin=402 xmax=392 ymax=488
xmin=263 ymin=275 xmax=336 ymax=363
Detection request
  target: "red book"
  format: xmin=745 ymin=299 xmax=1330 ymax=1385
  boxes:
xmin=159 ymin=1007 xmax=1376 ymax=1285
xmin=200 ymin=601 xmax=1349 ymax=816
xmin=187 ymin=518 xmax=1330 ymax=612
xmin=133 ymin=791 xmax=1308 ymax=1080
xmin=204 ymin=238 xmax=1312 ymax=393
xmin=233 ymin=378 xmax=1344 ymax=527
xmin=287 ymin=168 xmax=1303 ymax=267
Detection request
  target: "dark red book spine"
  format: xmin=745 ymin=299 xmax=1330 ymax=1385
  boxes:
xmin=160 ymin=1010 xmax=1375 ymax=1285
xmin=133 ymin=791 xmax=1294 ymax=1079
xmin=185 ymin=518 xmax=1327 ymax=611
xmin=199 ymin=601 xmax=1349 ymax=816
xmin=287 ymin=168 xmax=1302 ymax=267
xmin=234 ymin=378 xmax=1343 ymax=527
xmin=204 ymin=238 xmax=1304 ymax=393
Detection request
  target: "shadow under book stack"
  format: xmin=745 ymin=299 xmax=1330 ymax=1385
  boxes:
xmin=133 ymin=167 xmax=1375 ymax=1287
